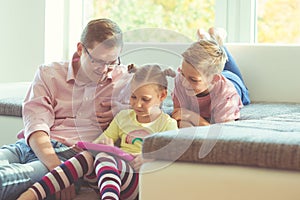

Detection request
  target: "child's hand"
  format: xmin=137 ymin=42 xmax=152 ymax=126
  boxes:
xmin=129 ymin=153 xmax=154 ymax=172
xmin=172 ymin=108 xmax=209 ymax=126
xmin=172 ymin=108 xmax=195 ymax=123
xmin=178 ymin=120 xmax=194 ymax=128
xmin=93 ymin=136 xmax=114 ymax=146
xmin=172 ymin=107 xmax=196 ymax=127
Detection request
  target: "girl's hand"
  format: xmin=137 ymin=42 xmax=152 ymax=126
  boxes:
xmin=129 ymin=153 xmax=154 ymax=172
xmin=93 ymin=135 xmax=114 ymax=146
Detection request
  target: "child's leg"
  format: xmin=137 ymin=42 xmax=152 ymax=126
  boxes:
xmin=203 ymin=27 xmax=245 ymax=83
xmin=94 ymin=152 xmax=139 ymax=200
xmin=197 ymin=27 xmax=250 ymax=105
xmin=223 ymin=46 xmax=245 ymax=83
xmin=20 ymin=151 xmax=94 ymax=200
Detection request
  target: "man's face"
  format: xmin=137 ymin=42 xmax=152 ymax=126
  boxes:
xmin=79 ymin=42 xmax=121 ymax=83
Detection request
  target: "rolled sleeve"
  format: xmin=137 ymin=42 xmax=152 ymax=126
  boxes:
xmin=23 ymin=98 xmax=54 ymax=144
xmin=22 ymin=66 xmax=55 ymax=144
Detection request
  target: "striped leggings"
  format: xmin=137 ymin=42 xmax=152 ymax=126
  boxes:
xmin=29 ymin=151 xmax=139 ymax=200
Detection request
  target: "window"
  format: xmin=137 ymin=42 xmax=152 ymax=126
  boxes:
xmin=256 ymin=0 xmax=300 ymax=44
xmin=83 ymin=0 xmax=215 ymax=42
xmin=220 ymin=0 xmax=300 ymax=44
xmin=44 ymin=0 xmax=300 ymax=62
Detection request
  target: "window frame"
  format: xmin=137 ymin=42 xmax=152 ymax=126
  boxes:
xmin=45 ymin=0 xmax=258 ymax=61
xmin=215 ymin=0 xmax=256 ymax=43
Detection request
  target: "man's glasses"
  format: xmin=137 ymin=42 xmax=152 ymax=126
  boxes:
xmin=82 ymin=44 xmax=120 ymax=67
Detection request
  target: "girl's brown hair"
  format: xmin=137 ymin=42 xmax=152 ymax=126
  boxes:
xmin=128 ymin=64 xmax=176 ymax=91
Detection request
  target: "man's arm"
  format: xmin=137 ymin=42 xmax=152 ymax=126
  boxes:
xmin=28 ymin=131 xmax=61 ymax=171
xmin=25 ymin=131 xmax=77 ymax=200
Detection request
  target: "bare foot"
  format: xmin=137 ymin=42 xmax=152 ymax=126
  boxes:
xmin=208 ymin=27 xmax=227 ymax=45
xmin=17 ymin=189 xmax=37 ymax=200
xmin=196 ymin=28 xmax=211 ymax=40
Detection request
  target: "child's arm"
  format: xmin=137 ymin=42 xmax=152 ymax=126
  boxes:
xmin=171 ymin=77 xmax=209 ymax=127
xmin=93 ymin=117 xmax=120 ymax=146
xmin=130 ymin=153 xmax=155 ymax=172
xmin=93 ymin=134 xmax=114 ymax=146
xmin=172 ymin=107 xmax=210 ymax=127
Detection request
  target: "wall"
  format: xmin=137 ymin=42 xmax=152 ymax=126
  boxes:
xmin=0 ymin=0 xmax=45 ymax=83
xmin=227 ymin=44 xmax=300 ymax=103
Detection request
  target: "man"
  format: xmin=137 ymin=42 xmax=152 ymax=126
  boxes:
xmin=0 ymin=18 xmax=129 ymax=200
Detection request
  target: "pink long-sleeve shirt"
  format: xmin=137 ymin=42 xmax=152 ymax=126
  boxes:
xmin=18 ymin=54 xmax=130 ymax=146
xmin=172 ymin=73 xmax=243 ymax=123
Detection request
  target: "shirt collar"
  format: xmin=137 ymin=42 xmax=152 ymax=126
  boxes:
xmin=66 ymin=52 xmax=79 ymax=83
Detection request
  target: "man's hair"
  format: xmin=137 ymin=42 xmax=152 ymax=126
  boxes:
xmin=80 ymin=18 xmax=123 ymax=49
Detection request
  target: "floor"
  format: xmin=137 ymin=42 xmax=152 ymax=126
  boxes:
xmin=74 ymin=187 xmax=99 ymax=200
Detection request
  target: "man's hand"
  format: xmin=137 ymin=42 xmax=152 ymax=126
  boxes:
xmin=96 ymin=100 xmax=129 ymax=130
xmin=96 ymin=109 xmax=113 ymax=130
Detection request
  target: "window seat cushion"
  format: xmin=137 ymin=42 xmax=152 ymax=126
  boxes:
xmin=142 ymin=103 xmax=300 ymax=171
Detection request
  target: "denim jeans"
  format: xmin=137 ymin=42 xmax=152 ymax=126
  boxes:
xmin=0 ymin=139 xmax=78 ymax=200
xmin=223 ymin=46 xmax=251 ymax=105
xmin=222 ymin=70 xmax=251 ymax=105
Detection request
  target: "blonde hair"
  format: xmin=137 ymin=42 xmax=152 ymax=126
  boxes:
xmin=182 ymin=39 xmax=228 ymax=78
xmin=128 ymin=64 xmax=176 ymax=91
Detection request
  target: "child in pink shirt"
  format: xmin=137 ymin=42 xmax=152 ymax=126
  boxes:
xmin=172 ymin=30 xmax=243 ymax=127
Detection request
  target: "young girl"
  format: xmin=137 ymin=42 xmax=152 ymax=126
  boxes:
xmin=18 ymin=64 xmax=178 ymax=200
xmin=172 ymin=29 xmax=244 ymax=127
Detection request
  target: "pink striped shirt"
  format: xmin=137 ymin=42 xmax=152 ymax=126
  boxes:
xmin=18 ymin=54 xmax=130 ymax=146
xmin=172 ymin=73 xmax=243 ymax=123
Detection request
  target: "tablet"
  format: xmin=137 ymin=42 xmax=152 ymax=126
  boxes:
xmin=76 ymin=141 xmax=134 ymax=161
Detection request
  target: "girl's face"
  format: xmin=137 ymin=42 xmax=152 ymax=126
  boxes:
xmin=179 ymin=60 xmax=209 ymax=96
xmin=130 ymin=84 xmax=167 ymax=122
